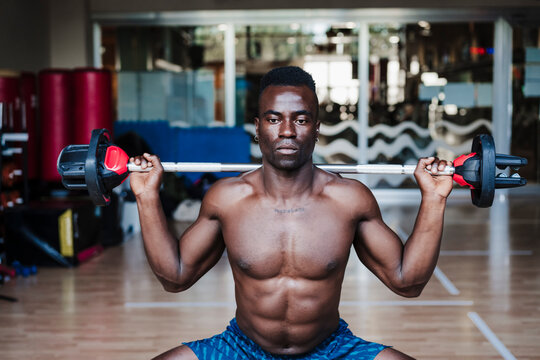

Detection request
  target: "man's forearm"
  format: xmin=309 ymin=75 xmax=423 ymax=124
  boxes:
xmin=401 ymin=195 xmax=447 ymax=290
xmin=136 ymin=194 xmax=182 ymax=288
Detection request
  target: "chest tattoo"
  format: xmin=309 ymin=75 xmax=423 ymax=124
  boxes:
xmin=274 ymin=207 xmax=305 ymax=215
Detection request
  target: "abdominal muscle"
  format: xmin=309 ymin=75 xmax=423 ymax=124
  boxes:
xmin=233 ymin=273 xmax=344 ymax=355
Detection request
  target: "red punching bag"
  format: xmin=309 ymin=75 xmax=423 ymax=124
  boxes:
xmin=39 ymin=69 xmax=73 ymax=182
xmin=73 ymin=68 xmax=113 ymax=145
xmin=20 ymin=72 xmax=39 ymax=179
xmin=0 ymin=70 xmax=21 ymax=132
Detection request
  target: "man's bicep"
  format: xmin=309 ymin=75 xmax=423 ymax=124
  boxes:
xmin=181 ymin=215 xmax=224 ymax=261
xmin=353 ymin=201 xmax=404 ymax=287
xmin=177 ymin=197 xmax=226 ymax=285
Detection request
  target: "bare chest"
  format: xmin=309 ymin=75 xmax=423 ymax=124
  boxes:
xmin=220 ymin=202 xmax=357 ymax=280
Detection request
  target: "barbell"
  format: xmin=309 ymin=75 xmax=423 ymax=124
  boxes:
xmin=57 ymin=129 xmax=528 ymax=208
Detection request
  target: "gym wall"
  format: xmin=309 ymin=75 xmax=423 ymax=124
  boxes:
xmin=0 ymin=1 xmax=50 ymax=72
xmin=0 ymin=0 xmax=90 ymax=72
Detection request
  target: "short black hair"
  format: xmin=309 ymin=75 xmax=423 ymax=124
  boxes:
xmin=258 ymin=66 xmax=318 ymax=113
xmin=260 ymin=66 xmax=317 ymax=96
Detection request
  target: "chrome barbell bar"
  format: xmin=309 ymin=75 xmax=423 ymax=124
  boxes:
xmin=127 ymin=162 xmax=455 ymax=176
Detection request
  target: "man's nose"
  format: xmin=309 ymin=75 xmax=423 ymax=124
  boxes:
xmin=279 ymin=120 xmax=296 ymax=138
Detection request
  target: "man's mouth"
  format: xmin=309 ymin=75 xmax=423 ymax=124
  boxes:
xmin=277 ymin=148 xmax=298 ymax=155
xmin=276 ymin=144 xmax=298 ymax=155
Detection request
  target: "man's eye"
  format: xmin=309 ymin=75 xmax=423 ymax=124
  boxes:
xmin=268 ymin=118 xmax=279 ymax=123
xmin=296 ymin=119 xmax=308 ymax=125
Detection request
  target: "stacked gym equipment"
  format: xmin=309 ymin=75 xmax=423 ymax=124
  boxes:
xmin=1 ymin=69 xmax=115 ymax=272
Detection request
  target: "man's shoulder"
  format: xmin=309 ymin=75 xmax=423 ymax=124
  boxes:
xmin=317 ymin=170 xmax=378 ymax=210
xmin=318 ymin=169 xmax=372 ymax=195
xmin=204 ymin=171 xmax=258 ymax=203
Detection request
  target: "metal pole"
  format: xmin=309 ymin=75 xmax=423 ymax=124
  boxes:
xmin=128 ymin=162 xmax=454 ymax=175
xmin=493 ymin=18 xmax=513 ymax=157
xmin=358 ymin=22 xmax=370 ymax=183
xmin=224 ymin=23 xmax=236 ymax=127
xmin=92 ymin=23 xmax=102 ymax=68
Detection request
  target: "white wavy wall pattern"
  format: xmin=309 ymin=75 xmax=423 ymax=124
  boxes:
xmin=244 ymin=119 xmax=492 ymax=187
xmin=433 ymin=119 xmax=492 ymax=135
xmin=317 ymin=119 xmax=492 ymax=138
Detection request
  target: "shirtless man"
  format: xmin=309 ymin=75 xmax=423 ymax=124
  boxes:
xmin=130 ymin=66 xmax=453 ymax=360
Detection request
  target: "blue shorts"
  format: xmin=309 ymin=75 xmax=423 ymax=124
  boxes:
xmin=183 ymin=318 xmax=390 ymax=359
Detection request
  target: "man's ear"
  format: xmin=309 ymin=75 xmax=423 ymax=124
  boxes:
xmin=254 ymin=117 xmax=260 ymax=137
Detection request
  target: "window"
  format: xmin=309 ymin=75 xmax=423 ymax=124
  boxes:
xmin=101 ymin=25 xmax=225 ymax=126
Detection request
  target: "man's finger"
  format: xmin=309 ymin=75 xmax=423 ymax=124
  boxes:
xmin=438 ymin=160 xmax=449 ymax=171
xmin=418 ymin=156 xmax=435 ymax=170
xmin=144 ymin=153 xmax=165 ymax=172
xmin=141 ymin=153 xmax=153 ymax=168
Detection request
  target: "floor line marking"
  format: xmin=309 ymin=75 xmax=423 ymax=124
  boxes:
xmin=440 ymin=250 xmax=532 ymax=256
xmin=433 ymin=266 xmax=460 ymax=295
xmin=125 ymin=301 xmax=236 ymax=308
xmin=443 ymin=219 xmax=539 ymax=225
xmin=125 ymin=300 xmax=474 ymax=309
xmin=339 ymin=300 xmax=473 ymax=307
xmin=393 ymin=225 xmax=461 ymax=296
xmin=468 ymin=312 xmax=516 ymax=360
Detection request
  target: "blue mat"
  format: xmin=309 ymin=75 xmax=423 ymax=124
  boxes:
xmin=114 ymin=121 xmax=252 ymax=182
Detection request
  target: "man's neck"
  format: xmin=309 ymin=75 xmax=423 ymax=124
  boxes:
xmin=260 ymin=159 xmax=316 ymax=201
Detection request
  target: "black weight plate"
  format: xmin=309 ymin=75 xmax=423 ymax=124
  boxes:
xmin=85 ymin=129 xmax=112 ymax=206
xmin=470 ymin=134 xmax=495 ymax=208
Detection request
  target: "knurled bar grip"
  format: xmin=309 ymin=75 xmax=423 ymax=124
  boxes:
xmin=127 ymin=162 xmax=455 ymax=175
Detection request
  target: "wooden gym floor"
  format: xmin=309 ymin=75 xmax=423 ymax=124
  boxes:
xmin=0 ymin=189 xmax=539 ymax=359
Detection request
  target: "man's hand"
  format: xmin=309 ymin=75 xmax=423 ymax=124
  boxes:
xmin=129 ymin=153 xmax=164 ymax=199
xmin=414 ymin=157 xmax=453 ymax=200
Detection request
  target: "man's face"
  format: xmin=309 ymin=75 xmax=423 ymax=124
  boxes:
xmin=255 ymin=85 xmax=319 ymax=171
